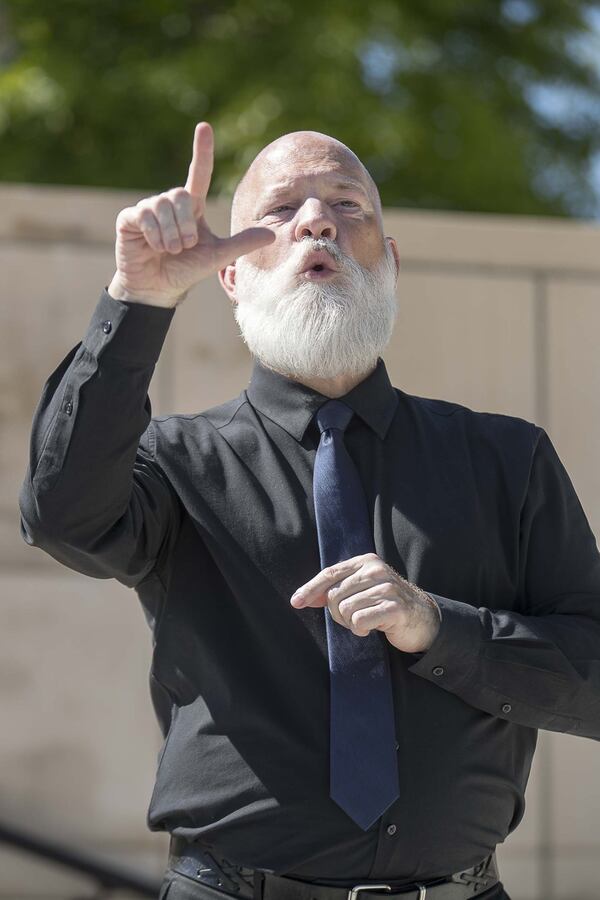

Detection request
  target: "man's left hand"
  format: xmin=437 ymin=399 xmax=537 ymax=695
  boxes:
xmin=290 ymin=553 xmax=441 ymax=654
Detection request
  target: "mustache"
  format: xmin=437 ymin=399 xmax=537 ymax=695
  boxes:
xmin=294 ymin=237 xmax=346 ymax=268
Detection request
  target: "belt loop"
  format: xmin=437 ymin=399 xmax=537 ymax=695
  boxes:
xmin=254 ymin=870 xmax=265 ymax=900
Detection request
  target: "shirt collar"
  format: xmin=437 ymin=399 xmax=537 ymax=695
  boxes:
xmin=245 ymin=357 xmax=399 ymax=442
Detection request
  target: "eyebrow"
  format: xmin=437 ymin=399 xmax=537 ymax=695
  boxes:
xmin=258 ymin=179 xmax=371 ymax=211
xmin=331 ymin=180 xmax=370 ymax=195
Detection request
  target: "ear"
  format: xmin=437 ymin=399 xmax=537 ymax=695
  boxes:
xmin=386 ymin=236 xmax=401 ymax=280
xmin=218 ymin=261 xmax=237 ymax=305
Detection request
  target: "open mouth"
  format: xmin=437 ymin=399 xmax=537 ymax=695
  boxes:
xmin=299 ymin=251 xmax=339 ymax=278
xmin=302 ymin=264 xmax=338 ymax=280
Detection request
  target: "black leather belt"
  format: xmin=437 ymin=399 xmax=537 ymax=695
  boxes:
xmin=167 ymin=836 xmax=500 ymax=900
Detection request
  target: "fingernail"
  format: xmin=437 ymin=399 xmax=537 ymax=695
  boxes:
xmin=290 ymin=592 xmax=305 ymax=607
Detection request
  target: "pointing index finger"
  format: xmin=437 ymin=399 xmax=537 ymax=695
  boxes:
xmin=184 ymin=121 xmax=214 ymax=199
xmin=290 ymin=556 xmax=368 ymax=608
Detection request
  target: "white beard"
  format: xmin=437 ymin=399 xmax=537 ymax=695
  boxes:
xmin=232 ymin=237 xmax=399 ymax=380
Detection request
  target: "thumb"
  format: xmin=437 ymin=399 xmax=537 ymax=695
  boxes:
xmin=211 ymin=227 xmax=275 ymax=270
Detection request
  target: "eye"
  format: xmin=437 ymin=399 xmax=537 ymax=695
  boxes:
xmin=269 ymin=204 xmax=294 ymax=214
xmin=337 ymin=199 xmax=360 ymax=208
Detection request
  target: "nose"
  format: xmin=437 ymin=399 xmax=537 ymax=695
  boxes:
xmin=294 ymin=199 xmax=337 ymax=242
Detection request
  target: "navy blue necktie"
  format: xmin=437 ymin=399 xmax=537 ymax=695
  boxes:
xmin=313 ymin=399 xmax=400 ymax=830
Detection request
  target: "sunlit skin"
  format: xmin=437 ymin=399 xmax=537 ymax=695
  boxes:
xmin=218 ymin=131 xmax=400 ymax=399
xmin=108 ymin=122 xmax=440 ymax=654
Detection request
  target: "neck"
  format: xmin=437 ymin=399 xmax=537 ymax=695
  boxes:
xmin=286 ymin=362 xmax=378 ymax=399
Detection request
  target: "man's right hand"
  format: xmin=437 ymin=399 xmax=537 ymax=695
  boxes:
xmin=107 ymin=122 xmax=274 ymax=308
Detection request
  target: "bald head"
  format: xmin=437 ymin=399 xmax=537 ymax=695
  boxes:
xmin=230 ymin=130 xmax=382 ymax=234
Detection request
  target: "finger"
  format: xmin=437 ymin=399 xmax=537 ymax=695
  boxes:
xmin=290 ymin=553 xmax=377 ymax=608
xmin=184 ymin=122 xmax=214 ymax=200
xmin=328 ymin=588 xmax=383 ymax=629
xmin=335 ymin=582 xmax=398 ymax=628
xmin=211 ymin=227 xmax=275 ymax=270
xmin=116 ymin=206 xmax=164 ymax=252
xmin=152 ymin=197 xmax=184 ymax=253
xmin=136 ymin=208 xmax=165 ymax=253
xmin=166 ymin=188 xmax=198 ymax=248
xmin=326 ymin=561 xmax=389 ymax=605
xmin=350 ymin=600 xmax=399 ymax=637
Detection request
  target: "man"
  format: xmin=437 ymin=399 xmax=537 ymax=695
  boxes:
xmin=18 ymin=122 xmax=600 ymax=900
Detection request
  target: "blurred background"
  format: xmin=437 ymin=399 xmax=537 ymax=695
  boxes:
xmin=1 ymin=1 xmax=600 ymax=898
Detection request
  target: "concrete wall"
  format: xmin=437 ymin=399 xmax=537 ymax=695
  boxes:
xmin=1 ymin=183 xmax=599 ymax=899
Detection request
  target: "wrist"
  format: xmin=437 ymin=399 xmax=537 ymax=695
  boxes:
xmin=107 ymin=274 xmax=185 ymax=309
xmin=417 ymin=591 xmax=441 ymax=651
xmin=424 ymin=592 xmax=442 ymax=622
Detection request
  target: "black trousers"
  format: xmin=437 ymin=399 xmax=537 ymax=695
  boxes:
xmin=158 ymin=867 xmax=512 ymax=900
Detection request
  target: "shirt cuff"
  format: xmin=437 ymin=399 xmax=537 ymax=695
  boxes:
xmin=81 ymin=287 xmax=176 ymax=365
xmin=407 ymin=592 xmax=483 ymax=689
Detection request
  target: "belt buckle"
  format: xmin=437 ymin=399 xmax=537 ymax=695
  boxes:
xmin=347 ymin=885 xmax=427 ymax=900
xmin=348 ymin=884 xmax=392 ymax=900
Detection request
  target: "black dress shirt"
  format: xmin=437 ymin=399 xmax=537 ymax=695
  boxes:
xmin=18 ymin=288 xmax=600 ymax=886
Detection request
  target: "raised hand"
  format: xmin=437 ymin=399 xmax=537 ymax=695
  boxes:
xmin=107 ymin=122 xmax=274 ymax=307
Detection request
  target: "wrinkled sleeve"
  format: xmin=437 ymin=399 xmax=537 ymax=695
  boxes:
xmin=408 ymin=427 xmax=600 ymax=739
xmin=18 ymin=288 xmax=181 ymax=589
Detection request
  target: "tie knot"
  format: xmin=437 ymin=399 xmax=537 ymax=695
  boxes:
xmin=315 ymin=399 xmax=354 ymax=435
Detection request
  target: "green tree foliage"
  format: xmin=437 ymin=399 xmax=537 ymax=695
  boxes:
xmin=0 ymin=0 xmax=599 ymax=216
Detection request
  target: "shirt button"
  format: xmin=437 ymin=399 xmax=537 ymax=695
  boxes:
xmin=386 ymin=824 xmax=397 ymax=836
xmin=432 ymin=666 xmax=445 ymax=676
xmin=64 ymin=400 xmax=73 ymax=415
xmin=501 ymin=703 xmax=512 ymax=714
xmin=102 ymin=320 xmax=112 ymax=333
